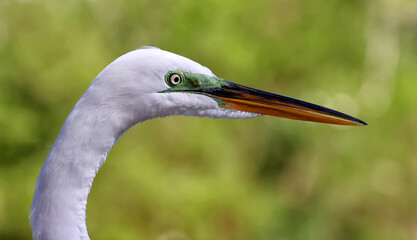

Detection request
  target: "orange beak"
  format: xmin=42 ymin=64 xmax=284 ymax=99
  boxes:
xmin=203 ymin=81 xmax=367 ymax=126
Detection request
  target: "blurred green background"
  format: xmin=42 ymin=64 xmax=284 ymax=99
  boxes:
xmin=1 ymin=0 xmax=417 ymax=239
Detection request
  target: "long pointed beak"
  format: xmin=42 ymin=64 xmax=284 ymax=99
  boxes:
xmin=202 ymin=81 xmax=367 ymax=126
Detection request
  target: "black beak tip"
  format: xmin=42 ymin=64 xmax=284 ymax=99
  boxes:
xmin=355 ymin=119 xmax=368 ymax=126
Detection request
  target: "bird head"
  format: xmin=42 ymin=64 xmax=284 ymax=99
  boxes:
xmin=87 ymin=47 xmax=366 ymax=126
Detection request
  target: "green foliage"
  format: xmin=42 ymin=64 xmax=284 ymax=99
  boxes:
xmin=1 ymin=0 xmax=416 ymax=239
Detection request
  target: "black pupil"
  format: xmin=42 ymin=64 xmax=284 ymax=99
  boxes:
xmin=172 ymin=75 xmax=180 ymax=84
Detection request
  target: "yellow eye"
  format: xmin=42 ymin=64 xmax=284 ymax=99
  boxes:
xmin=169 ymin=73 xmax=182 ymax=85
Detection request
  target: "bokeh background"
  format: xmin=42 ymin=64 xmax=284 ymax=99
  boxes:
xmin=1 ymin=0 xmax=417 ymax=239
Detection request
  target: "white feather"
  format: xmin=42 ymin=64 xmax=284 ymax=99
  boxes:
xmin=30 ymin=48 xmax=257 ymax=240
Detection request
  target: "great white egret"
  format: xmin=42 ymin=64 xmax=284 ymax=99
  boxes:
xmin=30 ymin=47 xmax=366 ymax=240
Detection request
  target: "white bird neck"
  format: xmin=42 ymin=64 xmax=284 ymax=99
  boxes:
xmin=30 ymin=87 xmax=137 ymax=240
xmin=29 ymin=48 xmax=249 ymax=240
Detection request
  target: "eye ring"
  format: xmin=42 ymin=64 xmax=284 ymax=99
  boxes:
xmin=168 ymin=73 xmax=183 ymax=86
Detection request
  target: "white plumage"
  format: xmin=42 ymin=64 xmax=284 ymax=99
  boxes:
xmin=30 ymin=48 xmax=257 ymax=240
